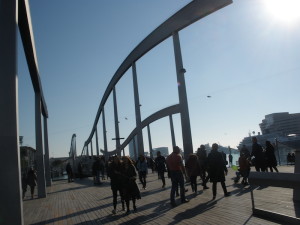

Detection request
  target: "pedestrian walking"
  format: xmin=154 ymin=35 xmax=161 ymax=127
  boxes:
xmin=207 ymin=143 xmax=231 ymax=200
xmin=121 ymin=156 xmax=141 ymax=214
xmin=136 ymin=155 xmax=148 ymax=189
xmin=27 ymin=168 xmax=37 ymax=199
xmin=166 ymin=146 xmax=189 ymax=207
xmin=251 ymin=137 xmax=267 ymax=172
xmin=196 ymin=145 xmax=209 ymax=189
xmin=66 ymin=162 xmax=73 ymax=182
xmin=107 ymin=156 xmax=125 ymax=214
xmin=265 ymin=141 xmax=279 ymax=172
xmin=155 ymin=151 xmax=167 ymax=188
xmin=185 ymin=154 xmax=200 ymax=195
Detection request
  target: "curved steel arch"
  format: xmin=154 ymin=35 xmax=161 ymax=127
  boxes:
xmin=108 ymin=104 xmax=180 ymax=155
xmin=84 ymin=0 xmax=232 ymax=154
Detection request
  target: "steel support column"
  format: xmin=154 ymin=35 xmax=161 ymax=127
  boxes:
xmin=90 ymin=139 xmax=94 ymax=156
xmin=133 ymin=136 xmax=138 ymax=161
xmin=0 ymin=0 xmax=23 ymax=224
xmin=173 ymin=31 xmax=193 ymax=161
xmin=102 ymin=108 xmax=108 ymax=160
xmin=43 ymin=117 xmax=51 ymax=186
xmin=132 ymin=62 xmax=144 ymax=156
xmin=95 ymin=127 xmax=99 ymax=156
xmin=147 ymin=125 xmax=153 ymax=159
xmin=113 ymin=87 xmax=121 ymax=156
xmin=169 ymin=115 xmax=176 ymax=148
xmin=35 ymin=92 xmax=46 ymax=198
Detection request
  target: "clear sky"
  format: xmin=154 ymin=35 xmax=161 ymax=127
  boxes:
xmin=18 ymin=0 xmax=300 ymax=158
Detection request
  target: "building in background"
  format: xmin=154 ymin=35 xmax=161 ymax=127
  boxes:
xmin=20 ymin=146 xmax=36 ymax=173
xmin=152 ymin=147 xmax=169 ymax=157
xmin=238 ymin=112 xmax=300 ymax=165
xmin=260 ymin=112 xmax=300 ymax=135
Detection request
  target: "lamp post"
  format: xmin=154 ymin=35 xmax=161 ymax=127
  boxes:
xmin=112 ymin=137 xmax=125 ymax=156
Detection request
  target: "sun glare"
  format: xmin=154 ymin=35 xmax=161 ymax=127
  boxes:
xmin=264 ymin=0 xmax=300 ymax=24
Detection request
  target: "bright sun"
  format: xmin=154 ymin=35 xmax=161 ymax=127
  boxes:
xmin=264 ymin=0 xmax=300 ymax=23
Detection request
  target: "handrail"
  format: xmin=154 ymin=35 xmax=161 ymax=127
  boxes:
xmin=249 ymin=171 xmax=300 ymax=225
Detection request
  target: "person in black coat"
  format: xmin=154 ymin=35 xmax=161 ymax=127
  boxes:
xmin=27 ymin=168 xmax=37 ymax=199
xmin=66 ymin=163 xmax=73 ymax=182
xmin=196 ymin=145 xmax=209 ymax=189
xmin=265 ymin=141 xmax=279 ymax=172
xmin=251 ymin=137 xmax=267 ymax=172
xmin=207 ymin=143 xmax=231 ymax=200
xmin=107 ymin=156 xmax=125 ymax=214
xmin=155 ymin=151 xmax=167 ymax=188
xmin=121 ymin=156 xmax=141 ymax=214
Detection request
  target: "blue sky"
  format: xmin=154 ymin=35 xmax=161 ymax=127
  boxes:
xmin=18 ymin=0 xmax=300 ymax=157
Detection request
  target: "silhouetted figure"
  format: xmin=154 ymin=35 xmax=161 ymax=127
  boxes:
xmin=155 ymin=151 xmax=167 ymax=188
xmin=136 ymin=155 xmax=148 ymax=189
xmin=66 ymin=163 xmax=73 ymax=182
xmin=207 ymin=143 xmax=231 ymax=199
xmin=186 ymin=154 xmax=200 ymax=195
xmin=22 ymin=172 xmax=28 ymax=199
xmin=238 ymin=152 xmax=250 ymax=185
xmin=148 ymin=157 xmax=155 ymax=173
xmin=265 ymin=141 xmax=279 ymax=172
xmin=121 ymin=156 xmax=141 ymax=214
xmin=251 ymin=137 xmax=266 ymax=172
xmin=100 ymin=156 xmax=106 ymax=180
xmin=107 ymin=156 xmax=125 ymax=214
xmin=196 ymin=145 xmax=209 ymax=189
xmin=27 ymin=168 xmax=37 ymax=199
xmin=77 ymin=162 xmax=83 ymax=179
xmin=240 ymin=145 xmax=251 ymax=159
xmin=229 ymin=154 xmax=233 ymax=167
xmin=92 ymin=157 xmax=102 ymax=184
xmin=166 ymin=146 xmax=189 ymax=207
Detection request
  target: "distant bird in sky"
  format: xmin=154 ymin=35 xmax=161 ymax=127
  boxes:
xmin=207 ymin=95 xmax=211 ymax=98
xmin=125 ymin=117 xmax=128 ymax=120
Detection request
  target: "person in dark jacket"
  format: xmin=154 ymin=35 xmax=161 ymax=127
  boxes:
xmin=196 ymin=145 xmax=209 ymax=189
xmin=27 ymin=168 xmax=37 ymax=199
xmin=265 ymin=141 xmax=279 ymax=172
xmin=251 ymin=137 xmax=266 ymax=172
xmin=185 ymin=154 xmax=200 ymax=194
xmin=207 ymin=143 xmax=231 ymax=200
xmin=107 ymin=156 xmax=125 ymax=214
xmin=77 ymin=162 xmax=83 ymax=179
xmin=155 ymin=151 xmax=167 ymax=188
xmin=22 ymin=171 xmax=28 ymax=199
xmin=66 ymin=163 xmax=73 ymax=182
xmin=121 ymin=156 xmax=141 ymax=214
xmin=136 ymin=155 xmax=148 ymax=189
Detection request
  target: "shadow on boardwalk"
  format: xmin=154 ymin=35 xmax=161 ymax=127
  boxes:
xmin=23 ymin=165 xmax=297 ymax=225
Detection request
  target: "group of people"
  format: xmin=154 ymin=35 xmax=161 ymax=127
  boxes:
xmin=236 ymin=137 xmax=279 ymax=185
xmin=61 ymin=136 xmax=282 ymax=214
xmin=92 ymin=156 xmax=106 ymax=184
xmin=167 ymin=144 xmax=231 ymax=206
xmin=107 ymin=156 xmax=141 ymax=214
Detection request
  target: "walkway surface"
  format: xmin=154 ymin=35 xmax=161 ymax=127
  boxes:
xmin=23 ymin=165 xmax=299 ymax=225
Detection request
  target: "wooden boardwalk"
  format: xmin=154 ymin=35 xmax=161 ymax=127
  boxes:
xmin=23 ymin=166 xmax=299 ymax=225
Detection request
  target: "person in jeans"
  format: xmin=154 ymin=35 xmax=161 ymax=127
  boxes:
xmin=166 ymin=146 xmax=189 ymax=207
xmin=136 ymin=155 xmax=148 ymax=189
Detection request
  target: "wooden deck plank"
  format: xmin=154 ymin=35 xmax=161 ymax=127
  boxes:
xmin=23 ymin=165 xmax=298 ymax=225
